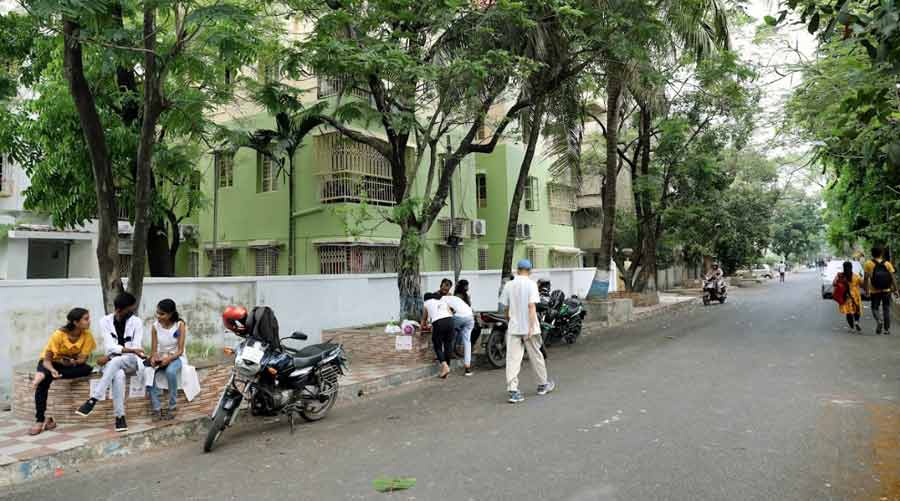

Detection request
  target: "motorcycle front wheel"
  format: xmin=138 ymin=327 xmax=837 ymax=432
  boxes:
xmin=486 ymin=328 xmax=506 ymax=369
xmin=703 ymin=294 xmax=711 ymax=306
xmin=204 ymin=401 xmax=231 ymax=453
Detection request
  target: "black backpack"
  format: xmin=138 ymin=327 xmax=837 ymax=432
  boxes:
xmin=871 ymin=260 xmax=893 ymax=290
xmin=244 ymin=306 xmax=281 ymax=350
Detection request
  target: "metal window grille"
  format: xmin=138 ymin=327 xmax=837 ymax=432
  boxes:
xmin=259 ymin=59 xmax=279 ymax=84
xmin=317 ymin=245 xmax=399 ymax=274
xmin=208 ymin=249 xmax=233 ymax=277
xmin=439 ymin=246 xmax=452 ymax=272
xmin=215 ymin=151 xmax=234 ymax=188
xmin=316 ymin=133 xmax=396 ymax=205
xmin=316 ymin=75 xmax=372 ymax=101
xmin=258 ymin=153 xmax=277 ymax=192
xmin=440 ymin=218 xmax=471 ymax=240
xmin=476 ymin=173 xmax=487 ymax=209
xmin=255 ymin=247 xmax=278 ymax=276
xmin=118 ymin=254 xmax=132 ymax=277
xmin=524 ymin=176 xmax=539 ymax=211
xmin=526 ymin=247 xmax=537 ymax=267
xmin=551 ymin=252 xmax=580 ymax=268
xmin=548 ymin=183 xmax=577 ymax=210
xmin=478 ymin=247 xmax=489 ymax=270
xmin=550 ymin=208 xmax=573 ymax=226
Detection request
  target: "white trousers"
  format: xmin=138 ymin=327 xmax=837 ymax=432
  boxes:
xmin=505 ymin=334 xmax=548 ymax=392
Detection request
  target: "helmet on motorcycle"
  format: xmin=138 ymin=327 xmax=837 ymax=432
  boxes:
xmin=222 ymin=306 xmax=248 ymax=334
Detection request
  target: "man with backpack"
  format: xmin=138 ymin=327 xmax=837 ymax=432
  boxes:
xmin=864 ymin=247 xmax=899 ymax=335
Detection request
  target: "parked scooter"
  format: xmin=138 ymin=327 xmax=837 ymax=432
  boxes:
xmin=204 ymin=306 xmax=348 ymax=453
xmin=702 ymin=276 xmax=727 ymax=305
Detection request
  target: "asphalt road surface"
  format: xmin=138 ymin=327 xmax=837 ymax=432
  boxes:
xmin=4 ymin=271 xmax=900 ymax=501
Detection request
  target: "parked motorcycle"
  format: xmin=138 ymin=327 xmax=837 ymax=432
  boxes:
xmin=204 ymin=306 xmax=348 ymax=453
xmin=702 ymin=277 xmax=727 ymax=305
xmin=479 ymin=281 xmax=586 ymax=369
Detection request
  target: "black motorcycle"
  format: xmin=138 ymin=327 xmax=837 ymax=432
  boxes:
xmin=204 ymin=308 xmax=348 ymax=453
xmin=479 ymin=282 xmax=586 ymax=369
xmin=702 ymin=276 xmax=727 ymax=305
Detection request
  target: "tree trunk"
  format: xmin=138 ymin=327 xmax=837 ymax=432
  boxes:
xmin=128 ymin=4 xmax=163 ymax=305
xmin=62 ymin=20 xmax=122 ymax=313
xmin=397 ymin=224 xmax=424 ymax=320
xmin=500 ymin=103 xmax=544 ymax=296
xmin=588 ymin=67 xmax=624 ymax=299
xmin=288 ymin=154 xmax=296 ymax=275
xmin=147 ymin=222 xmax=174 ymax=276
xmin=634 ymin=104 xmax=657 ymax=292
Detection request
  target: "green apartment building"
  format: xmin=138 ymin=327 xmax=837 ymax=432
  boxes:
xmin=188 ymin=77 xmax=582 ymax=277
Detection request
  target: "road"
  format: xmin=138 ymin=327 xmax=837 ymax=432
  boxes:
xmin=4 ymin=271 xmax=900 ymax=501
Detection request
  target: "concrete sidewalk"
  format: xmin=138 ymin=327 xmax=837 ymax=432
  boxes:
xmin=0 ymin=291 xmax=698 ymax=487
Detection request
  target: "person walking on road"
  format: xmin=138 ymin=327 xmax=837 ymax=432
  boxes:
xmin=777 ymin=261 xmax=786 ymax=283
xmin=864 ymin=247 xmax=899 ymax=335
xmin=833 ymin=261 xmax=863 ymax=333
xmin=499 ymin=259 xmax=555 ymax=404
xmin=422 ymin=292 xmax=454 ymax=378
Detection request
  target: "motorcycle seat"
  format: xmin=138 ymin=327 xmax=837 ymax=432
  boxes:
xmin=480 ymin=312 xmax=506 ymax=323
xmin=292 ymin=343 xmax=339 ymax=369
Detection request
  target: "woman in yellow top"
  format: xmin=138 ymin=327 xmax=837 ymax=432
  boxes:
xmin=30 ymin=308 xmax=96 ymax=435
xmin=833 ymin=261 xmax=863 ymax=333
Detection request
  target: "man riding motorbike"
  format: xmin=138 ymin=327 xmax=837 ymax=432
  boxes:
xmin=706 ymin=263 xmax=725 ymax=294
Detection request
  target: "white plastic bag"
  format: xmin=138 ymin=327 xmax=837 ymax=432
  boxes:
xmin=384 ymin=324 xmax=402 ymax=334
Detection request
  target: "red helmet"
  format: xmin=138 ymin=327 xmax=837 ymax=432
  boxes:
xmin=223 ymin=306 xmax=248 ymax=334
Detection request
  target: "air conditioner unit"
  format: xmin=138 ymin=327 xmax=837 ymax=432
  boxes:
xmin=180 ymin=224 xmax=199 ymax=240
xmin=472 ymin=219 xmax=487 ymax=236
xmin=516 ymin=223 xmax=532 ymax=240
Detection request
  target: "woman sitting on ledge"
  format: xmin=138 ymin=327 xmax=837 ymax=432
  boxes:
xmin=30 ymin=308 xmax=96 ymax=435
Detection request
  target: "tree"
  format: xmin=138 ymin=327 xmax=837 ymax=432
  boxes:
xmin=587 ymin=0 xmax=731 ymax=298
xmin=3 ymin=2 xmax=270 ymax=310
xmin=771 ymin=191 xmax=824 ymax=261
xmin=219 ymin=82 xmax=326 ymax=274
xmin=293 ymin=0 xmax=594 ymax=319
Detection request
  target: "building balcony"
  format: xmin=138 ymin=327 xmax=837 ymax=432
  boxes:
xmin=317 ymin=75 xmax=373 ymax=101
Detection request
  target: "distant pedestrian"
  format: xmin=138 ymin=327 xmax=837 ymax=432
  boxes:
xmin=443 ymin=281 xmax=475 ymax=376
xmin=864 ymin=247 xmax=898 ymax=335
xmin=422 ymin=292 xmax=454 ymax=378
xmin=833 ymin=261 xmax=863 ymax=333
xmin=777 ymin=262 xmax=786 ymax=282
xmin=499 ymin=259 xmax=555 ymax=404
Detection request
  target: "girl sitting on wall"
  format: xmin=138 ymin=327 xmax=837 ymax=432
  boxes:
xmin=30 ymin=308 xmax=96 ymax=435
xmin=145 ymin=299 xmax=188 ymax=420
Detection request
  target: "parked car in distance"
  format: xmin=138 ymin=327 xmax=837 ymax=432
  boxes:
xmin=821 ymin=259 xmax=866 ymax=299
xmin=752 ymin=265 xmax=774 ymax=279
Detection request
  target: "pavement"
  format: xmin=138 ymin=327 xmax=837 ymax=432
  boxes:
xmin=4 ymin=272 xmax=900 ymax=500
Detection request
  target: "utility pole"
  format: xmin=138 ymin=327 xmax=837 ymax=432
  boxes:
xmin=447 ymin=137 xmax=460 ymax=284
xmin=211 ymin=153 xmax=219 ymax=277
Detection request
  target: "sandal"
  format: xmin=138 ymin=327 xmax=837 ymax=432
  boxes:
xmin=28 ymin=422 xmax=44 ymax=436
xmin=43 ymin=417 xmax=57 ymax=431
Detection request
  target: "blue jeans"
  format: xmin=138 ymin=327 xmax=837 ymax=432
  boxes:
xmin=454 ymin=316 xmax=475 ymax=366
xmin=147 ymin=358 xmax=182 ymax=411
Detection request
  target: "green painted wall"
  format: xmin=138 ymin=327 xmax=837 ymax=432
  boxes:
xmin=193 ymin=110 xmax=577 ymax=276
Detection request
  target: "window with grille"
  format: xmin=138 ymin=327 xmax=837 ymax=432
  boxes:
xmin=439 ymin=246 xmax=452 ymax=272
xmin=478 ymin=247 xmax=489 ymax=270
xmin=255 ymin=247 xmax=279 ymax=276
xmin=208 ymin=249 xmax=233 ymax=277
xmin=118 ymin=254 xmax=132 ymax=277
xmin=318 ymin=245 xmax=399 ymax=274
xmin=215 ymin=151 xmax=234 ymax=188
xmin=550 ymin=208 xmax=573 ymax=226
xmin=258 ymin=153 xmax=277 ymax=192
xmin=316 ymin=75 xmax=372 ymax=100
xmin=476 ymin=173 xmax=487 ymax=209
xmin=526 ymin=247 xmax=537 ymax=267
xmin=524 ymin=176 xmax=539 ymax=211
xmin=259 ymin=58 xmax=279 ymax=84
xmin=551 ymin=252 xmax=580 ymax=268
xmin=316 ymin=133 xmax=396 ymax=206
xmin=189 ymin=252 xmax=199 ymax=277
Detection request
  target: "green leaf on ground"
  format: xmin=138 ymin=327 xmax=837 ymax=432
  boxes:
xmin=373 ymin=477 xmax=416 ymax=493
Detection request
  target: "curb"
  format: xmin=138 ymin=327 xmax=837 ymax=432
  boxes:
xmin=633 ymin=296 xmax=703 ymax=321
xmin=0 ymin=359 xmax=462 ymax=488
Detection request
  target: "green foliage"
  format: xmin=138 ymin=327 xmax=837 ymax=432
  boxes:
xmin=770 ymin=191 xmax=825 ymax=260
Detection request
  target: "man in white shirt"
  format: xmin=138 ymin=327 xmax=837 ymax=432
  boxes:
xmin=76 ymin=292 xmax=144 ymax=432
xmin=499 ymin=259 xmax=555 ymax=403
xmin=441 ymin=293 xmax=475 ymax=376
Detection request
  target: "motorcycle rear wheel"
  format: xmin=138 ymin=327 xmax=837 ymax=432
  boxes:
xmin=486 ymin=328 xmax=506 ymax=369
xmin=703 ymin=294 xmax=711 ymax=306
xmin=300 ymin=385 xmax=339 ymax=422
xmin=203 ymin=403 xmax=230 ymax=453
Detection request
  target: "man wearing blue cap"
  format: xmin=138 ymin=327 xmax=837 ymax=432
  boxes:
xmin=499 ymin=259 xmax=555 ymax=403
